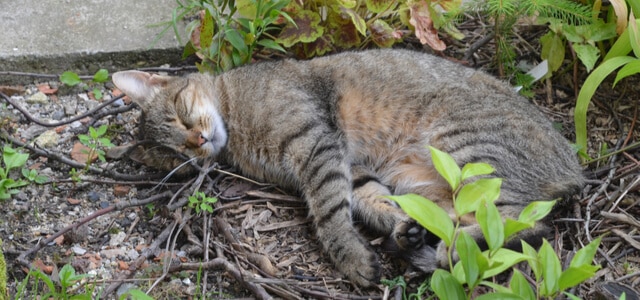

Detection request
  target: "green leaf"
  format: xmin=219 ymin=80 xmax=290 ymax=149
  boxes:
xmin=257 ymin=39 xmax=286 ymax=52
xmin=483 ymin=248 xmax=530 ymax=278
xmin=275 ymin=9 xmax=323 ymax=47
xmin=455 ymin=178 xmax=502 ymax=216
xmin=460 ymin=162 xmax=495 ymax=181
xmin=456 ymin=230 xmax=486 ymax=287
xmin=575 ymin=56 xmax=635 ymax=152
xmin=430 ymin=269 xmax=466 ymax=300
xmin=365 ymin=0 xmax=397 ymax=14
xmin=388 ymin=194 xmax=454 ymax=246
xmin=3 ymin=146 xmax=29 ymax=171
xmin=629 ymin=13 xmax=640 ymax=58
xmin=504 ymin=219 xmax=533 ymax=241
xmin=558 ymin=265 xmax=600 ymax=290
xmin=574 ymin=43 xmax=601 ymax=73
xmin=225 ymin=29 xmax=248 ymax=56
xmin=518 ymin=200 xmax=556 ymax=224
xmin=60 ymin=71 xmax=82 ymax=86
xmin=369 ymin=19 xmax=399 ymax=48
xmin=92 ymin=69 xmax=109 ymax=83
xmin=539 ymin=240 xmax=561 ymax=296
xmin=92 ymin=88 xmax=103 ymax=100
xmin=510 ymin=270 xmax=535 ymax=299
xmin=540 ymin=31 xmax=565 ymax=73
xmin=429 ymin=146 xmax=460 ymax=190
xmin=614 ymin=59 xmax=640 ymax=86
xmin=475 ymin=292 xmax=523 ymax=300
xmin=476 ymin=199 xmax=504 ymax=251
xmin=340 ymin=7 xmax=367 ymax=36
xmin=570 ymin=236 xmax=601 ymax=268
xmin=123 ymin=289 xmax=155 ymax=300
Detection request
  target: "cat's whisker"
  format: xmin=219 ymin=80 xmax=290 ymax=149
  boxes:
xmin=150 ymin=157 xmax=199 ymax=192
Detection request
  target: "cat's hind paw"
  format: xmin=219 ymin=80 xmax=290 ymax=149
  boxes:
xmin=393 ymin=219 xmax=428 ymax=250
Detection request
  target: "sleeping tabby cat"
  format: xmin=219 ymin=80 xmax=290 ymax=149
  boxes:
xmin=112 ymin=49 xmax=583 ymax=287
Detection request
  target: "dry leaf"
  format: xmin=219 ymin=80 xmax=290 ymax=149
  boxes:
xmin=409 ymin=1 xmax=446 ymax=51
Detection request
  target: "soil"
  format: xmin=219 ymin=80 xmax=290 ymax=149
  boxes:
xmin=1 ymin=19 xmax=640 ymax=300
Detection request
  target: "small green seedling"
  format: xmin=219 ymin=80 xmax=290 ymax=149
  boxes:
xmin=14 ymin=264 xmax=94 ymax=300
xmin=388 ymin=147 xmax=601 ymax=299
xmin=188 ymin=191 xmax=218 ymax=214
xmin=60 ymin=69 xmax=110 ymax=100
xmin=0 ymin=145 xmax=46 ymax=200
xmin=77 ymin=124 xmax=115 ymax=167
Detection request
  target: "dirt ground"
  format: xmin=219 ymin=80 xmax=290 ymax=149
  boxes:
xmin=1 ymin=16 xmax=640 ymax=300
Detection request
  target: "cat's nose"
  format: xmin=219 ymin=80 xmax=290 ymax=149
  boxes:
xmin=198 ymin=135 xmax=209 ymax=147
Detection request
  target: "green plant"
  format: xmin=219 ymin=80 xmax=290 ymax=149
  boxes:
xmin=169 ymin=0 xmax=292 ymax=73
xmin=14 ymin=264 xmax=94 ymax=300
xmin=77 ymin=124 xmax=115 ymax=169
xmin=60 ymin=69 xmax=110 ymax=100
xmin=574 ymin=2 xmax=640 ymax=155
xmin=388 ymin=147 xmax=601 ymax=299
xmin=0 ymin=145 xmax=46 ymax=200
xmin=476 ymin=0 xmax=592 ymax=78
xmin=0 ymin=239 xmax=7 ymax=300
xmin=188 ymin=191 xmax=218 ymax=214
xmin=168 ymin=0 xmax=468 ymax=72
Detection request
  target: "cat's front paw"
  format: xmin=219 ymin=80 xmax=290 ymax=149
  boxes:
xmin=336 ymin=245 xmax=381 ymax=287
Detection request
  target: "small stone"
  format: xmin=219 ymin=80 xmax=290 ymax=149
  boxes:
xmin=126 ymin=212 xmax=137 ymax=221
xmin=111 ymin=98 xmax=125 ymax=107
xmin=87 ymin=191 xmax=101 ymax=202
xmin=99 ymin=201 xmax=110 ymax=208
xmin=101 ymin=248 xmax=126 ymax=259
xmin=127 ymin=249 xmax=139 ymax=260
xmin=63 ymin=101 xmax=77 ymax=116
xmin=109 ymin=231 xmax=127 ymax=247
xmin=77 ymin=93 xmax=89 ymax=102
xmin=34 ymin=130 xmax=60 ymax=148
xmin=51 ymin=110 xmax=65 ymax=120
xmin=72 ymin=246 xmax=87 ymax=255
xmin=26 ymin=91 xmax=48 ymax=104
xmin=21 ymin=125 xmax=47 ymax=140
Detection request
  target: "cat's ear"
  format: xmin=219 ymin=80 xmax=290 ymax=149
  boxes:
xmin=112 ymin=70 xmax=170 ymax=107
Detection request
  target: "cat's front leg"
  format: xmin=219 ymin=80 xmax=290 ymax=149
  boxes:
xmin=292 ymin=135 xmax=381 ymax=287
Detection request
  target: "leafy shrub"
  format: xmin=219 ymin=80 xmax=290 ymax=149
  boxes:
xmin=574 ymin=2 xmax=640 ymax=155
xmin=388 ymin=147 xmax=601 ymax=299
xmin=167 ymin=0 xmax=466 ymax=72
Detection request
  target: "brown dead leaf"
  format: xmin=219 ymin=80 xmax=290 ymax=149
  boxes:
xmin=118 ymin=260 xmax=129 ymax=270
xmin=67 ymin=198 xmax=82 ymax=205
xmin=37 ymin=83 xmax=58 ymax=95
xmin=70 ymin=142 xmax=97 ymax=164
xmin=409 ymin=1 xmax=446 ymax=51
xmin=247 ymin=253 xmax=278 ymax=276
xmin=113 ymin=185 xmax=131 ymax=197
xmin=33 ymin=259 xmax=54 ymax=274
xmin=0 ymin=85 xmax=25 ymax=96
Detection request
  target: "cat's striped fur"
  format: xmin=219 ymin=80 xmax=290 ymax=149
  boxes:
xmin=113 ymin=49 xmax=583 ymax=287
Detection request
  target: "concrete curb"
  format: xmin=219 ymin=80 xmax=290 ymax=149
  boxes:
xmin=0 ymin=0 xmax=187 ymax=84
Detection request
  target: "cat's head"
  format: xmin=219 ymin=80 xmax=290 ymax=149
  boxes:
xmin=112 ymin=71 xmax=227 ymax=162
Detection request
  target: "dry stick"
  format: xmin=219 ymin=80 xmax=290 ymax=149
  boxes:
xmin=0 ymin=71 xmax=95 ymax=79
xmin=1 ymin=130 xmax=164 ymax=181
xmin=101 ymin=216 xmax=178 ymax=299
xmin=169 ymin=259 xmax=273 ymax=300
xmin=584 ymin=138 xmax=625 ymax=242
xmin=0 ymin=92 xmax=124 ymax=127
xmin=16 ymin=190 xmax=172 ymax=268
